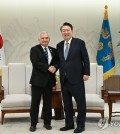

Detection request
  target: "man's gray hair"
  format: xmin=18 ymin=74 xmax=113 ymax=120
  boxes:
xmin=38 ymin=31 xmax=50 ymax=39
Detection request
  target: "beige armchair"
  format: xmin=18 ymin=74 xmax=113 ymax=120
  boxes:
xmin=1 ymin=63 xmax=32 ymax=124
xmin=72 ymin=63 xmax=105 ymax=119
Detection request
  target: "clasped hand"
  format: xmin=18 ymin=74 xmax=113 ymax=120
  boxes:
xmin=48 ymin=66 xmax=56 ymax=73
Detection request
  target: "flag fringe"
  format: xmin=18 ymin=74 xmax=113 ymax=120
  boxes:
xmin=103 ymin=66 xmax=115 ymax=80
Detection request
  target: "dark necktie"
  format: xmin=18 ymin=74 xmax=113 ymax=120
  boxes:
xmin=44 ymin=47 xmax=48 ymax=61
xmin=64 ymin=42 xmax=69 ymax=60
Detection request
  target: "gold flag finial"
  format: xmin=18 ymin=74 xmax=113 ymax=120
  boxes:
xmin=105 ymin=5 xmax=108 ymax=10
xmin=104 ymin=5 xmax=108 ymax=20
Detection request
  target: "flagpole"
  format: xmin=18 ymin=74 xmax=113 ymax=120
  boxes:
xmin=96 ymin=5 xmax=115 ymax=80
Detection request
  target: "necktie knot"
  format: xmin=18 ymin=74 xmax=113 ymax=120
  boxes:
xmin=44 ymin=47 xmax=48 ymax=61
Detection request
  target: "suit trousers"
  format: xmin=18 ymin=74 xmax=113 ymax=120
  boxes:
xmin=30 ymin=84 xmax=52 ymax=127
xmin=61 ymin=77 xmax=86 ymax=127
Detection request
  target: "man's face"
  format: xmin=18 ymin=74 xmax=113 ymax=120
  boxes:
xmin=61 ymin=26 xmax=73 ymax=41
xmin=39 ymin=33 xmax=50 ymax=47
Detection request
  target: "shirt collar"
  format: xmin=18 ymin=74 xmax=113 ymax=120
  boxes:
xmin=65 ymin=37 xmax=72 ymax=44
xmin=41 ymin=45 xmax=49 ymax=50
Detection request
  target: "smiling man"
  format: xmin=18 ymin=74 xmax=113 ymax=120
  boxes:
xmin=55 ymin=22 xmax=90 ymax=133
xmin=29 ymin=31 xmax=56 ymax=132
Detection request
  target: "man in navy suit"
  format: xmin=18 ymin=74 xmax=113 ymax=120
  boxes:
xmin=56 ymin=22 xmax=90 ymax=133
xmin=29 ymin=31 xmax=56 ymax=132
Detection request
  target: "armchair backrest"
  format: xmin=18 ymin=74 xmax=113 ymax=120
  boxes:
xmin=2 ymin=63 xmax=32 ymax=95
xmin=85 ymin=63 xmax=103 ymax=95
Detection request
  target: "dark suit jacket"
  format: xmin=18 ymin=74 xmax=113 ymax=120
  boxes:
xmin=30 ymin=44 xmax=56 ymax=87
xmin=56 ymin=37 xmax=90 ymax=84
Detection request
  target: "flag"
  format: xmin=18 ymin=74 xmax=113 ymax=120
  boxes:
xmin=0 ymin=27 xmax=5 ymax=68
xmin=96 ymin=5 xmax=115 ymax=81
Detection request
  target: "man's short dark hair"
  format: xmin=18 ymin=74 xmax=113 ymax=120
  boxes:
xmin=60 ymin=22 xmax=73 ymax=31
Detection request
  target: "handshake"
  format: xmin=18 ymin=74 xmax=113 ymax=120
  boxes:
xmin=48 ymin=66 xmax=56 ymax=73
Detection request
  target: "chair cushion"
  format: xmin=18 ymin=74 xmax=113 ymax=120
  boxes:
xmin=72 ymin=94 xmax=104 ymax=108
xmin=1 ymin=94 xmax=31 ymax=108
xmin=86 ymin=94 xmax=104 ymax=108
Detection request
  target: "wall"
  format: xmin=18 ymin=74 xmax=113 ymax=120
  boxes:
xmin=0 ymin=0 xmax=120 ymax=74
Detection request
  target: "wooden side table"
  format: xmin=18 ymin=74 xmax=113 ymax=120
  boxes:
xmin=101 ymin=89 xmax=109 ymax=102
xmin=41 ymin=89 xmax=64 ymax=120
xmin=0 ymin=75 xmax=4 ymax=103
xmin=107 ymin=91 xmax=120 ymax=123
xmin=0 ymin=87 xmax=4 ymax=103
xmin=51 ymin=89 xmax=64 ymax=120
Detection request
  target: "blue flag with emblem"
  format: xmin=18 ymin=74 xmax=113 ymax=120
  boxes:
xmin=96 ymin=5 xmax=115 ymax=81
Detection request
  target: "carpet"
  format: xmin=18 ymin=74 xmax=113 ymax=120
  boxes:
xmin=0 ymin=103 xmax=120 ymax=134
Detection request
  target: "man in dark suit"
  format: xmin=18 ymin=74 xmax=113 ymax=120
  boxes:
xmin=29 ymin=31 xmax=56 ymax=132
xmin=55 ymin=22 xmax=90 ymax=133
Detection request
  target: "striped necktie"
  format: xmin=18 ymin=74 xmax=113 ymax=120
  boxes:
xmin=44 ymin=47 xmax=48 ymax=61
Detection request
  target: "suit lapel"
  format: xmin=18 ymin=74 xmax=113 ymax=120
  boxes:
xmin=60 ymin=42 xmax=65 ymax=60
xmin=48 ymin=46 xmax=53 ymax=57
xmin=38 ymin=44 xmax=44 ymax=53
xmin=37 ymin=44 xmax=48 ymax=63
xmin=67 ymin=38 xmax=74 ymax=58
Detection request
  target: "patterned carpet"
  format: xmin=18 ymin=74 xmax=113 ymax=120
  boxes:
xmin=0 ymin=103 xmax=120 ymax=134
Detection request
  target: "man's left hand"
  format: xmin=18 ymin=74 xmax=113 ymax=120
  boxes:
xmin=83 ymin=75 xmax=89 ymax=81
